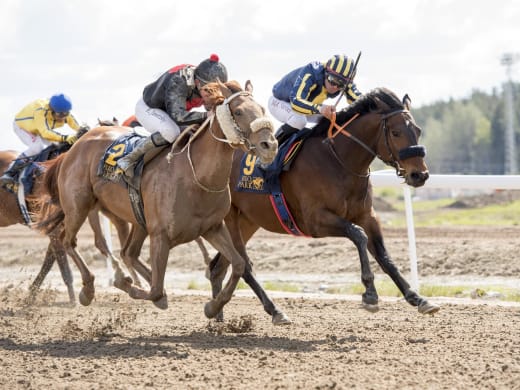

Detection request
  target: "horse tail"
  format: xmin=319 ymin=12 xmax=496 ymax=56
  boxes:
xmin=32 ymin=154 xmax=66 ymax=235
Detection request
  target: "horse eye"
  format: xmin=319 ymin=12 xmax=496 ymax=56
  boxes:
xmin=391 ymin=129 xmax=400 ymax=137
xmin=234 ymin=109 xmax=242 ymax=116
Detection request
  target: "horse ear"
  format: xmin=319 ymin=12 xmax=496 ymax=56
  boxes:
xmin=403 ymin=94 xmax=411 ymax=110
xmin=245 ymin=80 xmax=254 ymax=93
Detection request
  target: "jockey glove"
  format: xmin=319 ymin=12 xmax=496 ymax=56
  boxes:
xmin=62 ymin=134 xmax=78 ymax=145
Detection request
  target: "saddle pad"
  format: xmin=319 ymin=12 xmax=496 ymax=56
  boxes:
xmin=235 ymin=131 xmax=306 ymax=194
xmin=97 ymin=132 xmax=145 ymax=182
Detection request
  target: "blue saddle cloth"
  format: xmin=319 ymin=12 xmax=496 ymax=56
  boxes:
xmin=235 ymin=129 xmax=311 ymax=194
xmin=235 ymin=129 xmax=313 ymax=237
xmin=97 ymin=132 xmax=146 ymax=182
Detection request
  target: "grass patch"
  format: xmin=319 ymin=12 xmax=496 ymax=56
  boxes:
xmin=381 ymin=196 xmax=520 ymax=227
xmin=324 ymin=280 xmax=520 ymax=302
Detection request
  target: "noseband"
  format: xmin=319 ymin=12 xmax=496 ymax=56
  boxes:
xmin=380 ymin=109 xmax=426 ymax=177
xmin=214 ymin=91 xmax=274 ymax=150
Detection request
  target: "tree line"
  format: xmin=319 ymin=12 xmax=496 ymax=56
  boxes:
xmin=411 ymin=83 xmax=520 ymax=174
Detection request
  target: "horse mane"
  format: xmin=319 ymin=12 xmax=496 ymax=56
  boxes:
xmin=201 ymin=80 xmax=243 ymax=109
xmin=313 ymin=87 xmax=404 ymax=137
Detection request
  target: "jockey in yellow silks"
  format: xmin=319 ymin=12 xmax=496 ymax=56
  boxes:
xmin=0 ymin=93 xmax=81 ymax=184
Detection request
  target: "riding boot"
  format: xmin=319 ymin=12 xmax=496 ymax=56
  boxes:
xmin=116 ymin=132 xmax=169 ymax=178
xmin=275 ymin=123 xmax=299 ymax=145
xmin=0 ymin=154 xmax=28 ymax=185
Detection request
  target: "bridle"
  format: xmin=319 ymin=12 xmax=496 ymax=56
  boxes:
xmin=325 ymin=109 xmax=426 ymax=178
xmin=168 ymin=89 xmax=274 ymax=193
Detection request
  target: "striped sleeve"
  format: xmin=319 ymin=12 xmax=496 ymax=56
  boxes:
xmin=289 ymin=73 xmax=321 ymax=115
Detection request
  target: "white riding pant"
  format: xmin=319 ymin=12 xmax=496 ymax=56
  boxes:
xmin=14 ymin=122 xmax=53 ymax=157
xmin=135 ymin=98 xmax=180 ymax=143
xmin=267 ymin=96 xmax=322 ymax=130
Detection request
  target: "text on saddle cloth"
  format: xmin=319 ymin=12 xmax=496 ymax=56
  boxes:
xmin=97 ymin=132 xmax=146 ymax=181
xmin=235 ymin=130 xmax=309 ymax=194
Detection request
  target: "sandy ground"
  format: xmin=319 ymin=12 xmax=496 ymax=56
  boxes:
xmin=0 ymin=222 xmax=519 ymax=389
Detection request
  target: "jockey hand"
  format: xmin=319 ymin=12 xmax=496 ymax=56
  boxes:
xmin=319 ymin=104 xmax=336 ymax=120
xmin=62 ymin=134 xmax=78 ymax=145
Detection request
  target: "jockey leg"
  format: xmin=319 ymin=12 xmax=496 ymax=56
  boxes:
xmin=0 ymin=153 xmax=28 ymax=184
xmin=275 ymin=124 xmax=299 ymax=145
xmin=116 ymin=132 xmax=169 ymax=178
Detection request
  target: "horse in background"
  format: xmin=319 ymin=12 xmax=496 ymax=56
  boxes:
xmin=36 ymin=81 xmax=278 ymax=317
xmin=207 ymin=87 xmax=439 ymax=324
xmin=0 ymin=129 xmax=140 ymax=304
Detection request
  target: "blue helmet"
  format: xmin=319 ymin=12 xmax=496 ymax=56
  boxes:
xmin=49 ymin=93 xmax=72 ymax=113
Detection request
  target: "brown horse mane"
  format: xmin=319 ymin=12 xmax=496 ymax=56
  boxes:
xmin=313 ymin=87 xmax=405 ymax=137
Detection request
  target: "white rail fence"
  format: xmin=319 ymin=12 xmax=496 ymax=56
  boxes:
xmin=371 ymin=170 xmax=520 ymax=290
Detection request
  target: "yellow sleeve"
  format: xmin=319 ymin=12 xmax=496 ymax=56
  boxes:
xmin=35 ymin=110 xmax=66 ymax=142
xmin=66 ymin=114 xmax=80 ymax=130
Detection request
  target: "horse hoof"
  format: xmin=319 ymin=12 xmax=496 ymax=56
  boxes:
xmin=204 ymin=300 xmax=220 ymax=319
xmin=114 ymin=276 xmax=133 ymax=293
xmin=418 ymin=301 xmax=440 ymax=315
xmin=152 ymin=295 xmax=168 ymax=310
xmin=362 ymin=303 xmax=380 ymax=313
xmin=273 ymin=312 xmax=292 ymax=325
xmin=79 ymin=290 xmax=93 ymax=306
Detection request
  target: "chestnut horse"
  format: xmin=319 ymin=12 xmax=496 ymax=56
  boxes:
xmin=0 ymin=144 xmax=135 ymax=304
xmin=36 ymin=81 xmax=278 ymax=317
xmin=208 ymin=87 xmax=440 ymax=324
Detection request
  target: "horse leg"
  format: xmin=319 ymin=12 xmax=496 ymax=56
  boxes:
xmin=87 ymin=209 xmax=137 ymax=290
xmin=28 ymin=242 xmax=57 ymax=300
xmin=202 ymin=222 xmax=245 ymax=319
xmin=224 ymin=209 xmax=291 ymax=324
xmin=52 ymin=238 xmax=75 ymax=305
xmin=60 ymin=202 xmax=97 ymax=306
xmin=363 ymin=216 xmax=440 ymax=315
xmin=128 ymin=232 xmax=169 ymax=309
xmin=120 ymin=225 xmax=152 ymax=286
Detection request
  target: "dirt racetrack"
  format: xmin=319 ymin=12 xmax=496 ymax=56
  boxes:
xmin=0 ymin=223 xmax=519 ymax=389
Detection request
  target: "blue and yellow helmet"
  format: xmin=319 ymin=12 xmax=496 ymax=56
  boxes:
xmin=325 ymin=55 xmax=356 ymax=82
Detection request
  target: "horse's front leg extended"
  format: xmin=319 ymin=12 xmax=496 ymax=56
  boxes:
xmin=364 ymin=218 xmax=440 ymax=315
xmin=202 ymin=223 xmax=245 ymax=319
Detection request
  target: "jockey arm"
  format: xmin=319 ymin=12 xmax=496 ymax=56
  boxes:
xmin=164 ymin=74 xmax=207 ymax=126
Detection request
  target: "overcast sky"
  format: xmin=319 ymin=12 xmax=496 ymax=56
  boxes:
xmin=1 ymin=0 xmax=519 ymax=151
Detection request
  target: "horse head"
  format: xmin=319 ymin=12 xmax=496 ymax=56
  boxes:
xmin=373 ymin=90 xmax=429 ymax=187
xmin=204 ymin=80 xmax=278 ymax=165
xmin=328 ymin=88 xmax=429 ymax=187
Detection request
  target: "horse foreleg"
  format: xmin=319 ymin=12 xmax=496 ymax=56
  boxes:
xmin=343 ymin=222 xmax=379 ymax=312
xmin=87 ymin=210 xmax=136 ymax=290
xmin=365 ymin=218 xmax=440 ymax=315
xmin=128 ymin=232 xmax=168 ymax=310
xmin=120 ymin=225 xmax=151 ymax=286
xmin=202 ymin=223 xmax=245 ymax=319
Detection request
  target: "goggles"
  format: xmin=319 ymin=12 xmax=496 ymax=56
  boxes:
xmin=53 ymin=111 xmax=70 ymax=119
xmin=326 ymin=73 xmax=347 ymax=89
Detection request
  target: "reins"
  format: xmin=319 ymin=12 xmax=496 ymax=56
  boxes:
xmin=324 ymin=108 xmax=413 ymax=178
xmin=166 ymin=89 xmax=271 ymax=193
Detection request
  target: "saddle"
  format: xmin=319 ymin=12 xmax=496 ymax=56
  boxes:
xmin=235 ymin=128 xmax=313 ymax=236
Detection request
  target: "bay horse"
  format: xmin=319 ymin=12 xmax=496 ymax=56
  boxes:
xmin=208 ymin=87 xmax=440 ymax=324
xmin=36 ymin=80 xmax=278 ymax=317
